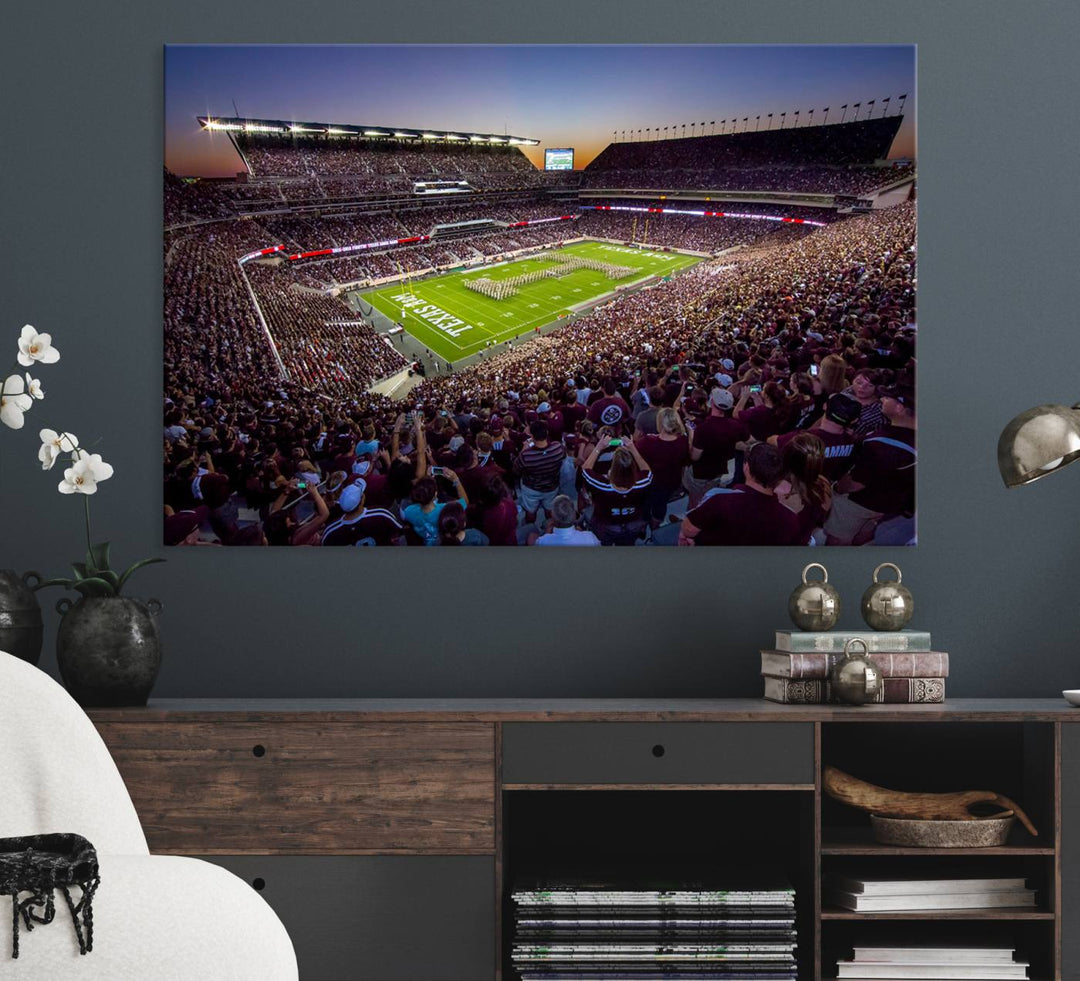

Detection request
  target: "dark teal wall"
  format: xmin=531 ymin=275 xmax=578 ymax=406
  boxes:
xmin=3 ymin=1 xmax=1079 ymax=697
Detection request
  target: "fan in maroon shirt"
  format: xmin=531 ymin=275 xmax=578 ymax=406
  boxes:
xmin=689 ymin=389 xmax=749 ymax=481
xmin=845 ymin=390 xmax=916 ymax=517
xmin=321 ymin=480 xmax=403 ymax=547
xmin=824 ymin=386 xmax=916 ymax=545
xmin=587 ymin=379 xmax=632 ymax=429
xmin=469 ymin=474 xmax=518 ymax=546
xmin=773 ymin=393 xmax=862 ymax=483
xmin=634 ymin=408 xmax=690 ymax=525
xmin=679 ymin=443 xmax=807 ymax=546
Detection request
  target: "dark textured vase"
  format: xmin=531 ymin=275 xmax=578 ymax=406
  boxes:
xmin=0 ymin=570 xmax=44 ymax=666
xmin=55 ymin=597 xmax=163 ymax=707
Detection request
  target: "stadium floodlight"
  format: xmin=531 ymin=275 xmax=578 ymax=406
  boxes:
xmin=327 ymin=127 xmax=356 ymax=135
xmin=470 ymin=135 xmax=485 ymax=142
xmin=421 ymin=133 xmax=441 ymax=139
xmin=363 ymin=130 xmax=388 ymax=137
xmin=394 ymin=131 xmax=418 ymax=138
xmin=290 ymin=125 xmax=325 ymax=133
xmin=489 ymin=137 xmax=505 ymax=143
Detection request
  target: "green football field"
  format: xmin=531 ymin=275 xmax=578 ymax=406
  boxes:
xmin=359 ymin=240 xmax=701 ymax=364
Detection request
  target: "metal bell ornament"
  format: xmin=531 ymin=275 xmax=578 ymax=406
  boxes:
xmin=788 ymin=563 xmax=841 ymax=631
xmin=830 ymin=638 xmax=884 ymax=705
xmin=860 ymin=562 xmax=914 ymax=631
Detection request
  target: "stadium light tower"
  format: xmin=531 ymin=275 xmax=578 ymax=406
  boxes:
xmin=840 ymin=104 xmax=848 ymax=123
xmin=822 ymin=107 xmax=830 ymax=125
xmin=853 ymin=102 xmax=861 ymax=121
xmin=710 ymin=120 xmax=715 ymax=134
xmin=755 ymin=115 xmax=760 ymax=131
xmin=882 ymin=96 xmax=891 ymax=116
xmin=793 ymin=110 xmax=800 ymax=128
xmin=867 ymin=99 xmax=876 ymax=118
xmin=898 ymin=93 xmax=908 ymax=116
xmin=780 ymin=112 xmax=786 ymax=129
xmin=681 ymin=124 xmax=686 ymax=138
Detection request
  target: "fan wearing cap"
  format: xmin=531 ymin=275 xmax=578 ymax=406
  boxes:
xmin=321 ymin=479 xmax=404 ymax=547
xmin=683 ymin=388 xmax=749 ymax=507
xmin=824 ymin=385 xmax=916 ymax=546
xmin=772 ymin=393 xmax=862 ymax=483
xmin=679 ymin=443 xmax=806 ymax=547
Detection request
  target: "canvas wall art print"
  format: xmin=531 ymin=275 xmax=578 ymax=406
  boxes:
xmin=164 ymin=44 xmax=916 ymax=547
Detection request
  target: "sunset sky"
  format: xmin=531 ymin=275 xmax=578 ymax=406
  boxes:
xmin=165 ymin=44 xmax=916 ymax=176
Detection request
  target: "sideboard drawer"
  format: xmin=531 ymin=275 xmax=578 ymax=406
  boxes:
xmin=95 ymin=722 xmax=495 ymax=854
xmin=206 ymin=855 xmax=495 ymax=981
xmin=501 ymin=722 xmax=813 ymax=786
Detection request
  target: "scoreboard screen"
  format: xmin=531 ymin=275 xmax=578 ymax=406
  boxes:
xmin=544 ymin=148 xmax=574 ymax=171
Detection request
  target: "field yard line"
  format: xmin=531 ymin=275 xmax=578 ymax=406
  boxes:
xmin=362 ymin=241 xmax=703 ymax=362
xmin=378 ymin=281 xmax=498 ymax=349
xmin=367 ymin=289 xmax=469 ymax=351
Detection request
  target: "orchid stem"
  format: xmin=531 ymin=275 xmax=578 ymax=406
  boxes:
xmin=84 ymin=494 xmax=93 ymax=556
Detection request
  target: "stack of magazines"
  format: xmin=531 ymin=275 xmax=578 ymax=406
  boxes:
xmin=510 ymin=875 xmax=797 ymax=980
xmin=836 ymin=945 xmax=1029 ymax=979
xmin=824 ymin=875 xmax=1036 ymax=912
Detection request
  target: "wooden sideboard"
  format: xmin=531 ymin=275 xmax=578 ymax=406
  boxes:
xmin=89 ymin=700 xmax=1080 ymax=981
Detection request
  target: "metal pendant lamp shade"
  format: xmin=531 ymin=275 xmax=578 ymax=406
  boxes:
xmin=997 ymin=403 xmax=1080 ymax=487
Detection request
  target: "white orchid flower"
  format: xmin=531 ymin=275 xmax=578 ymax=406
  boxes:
xmin=17 ymin=325 xmax=60 ymax=367
xmin=58 ymin=450 xmax=114 ymax=495
xmin=38 ymin=429 xmax=79 ymax=470
xmin=0 ymin=374 xmax=33 ymax=430
xmin=25 ymin=373 xmax=44 ymax=400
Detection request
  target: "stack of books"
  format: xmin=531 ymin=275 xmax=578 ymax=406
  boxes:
xmin=510 ymin=875 xmax=798 ymax=980
xmin=825 ymin=874 xmax=1036 ymax=912
xmin=761 ymin=630 xmax=948 ymax=704
xmin=836 ymin=945 xmax=1029 ymax=979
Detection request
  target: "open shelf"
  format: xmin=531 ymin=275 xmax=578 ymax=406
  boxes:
xmin=821 ymin=906 xmax=1055 ymax=920
xmin=501 ymin=789 xmax=814 ymax=980
xmin=821 ymin=826 xmax=1054 ymax=856
xmin=818 ymin=721 xmax=1060 ymax=981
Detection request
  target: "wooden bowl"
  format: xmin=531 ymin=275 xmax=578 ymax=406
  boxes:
xmin=870 ymin=813 xmax=1016 ymax=848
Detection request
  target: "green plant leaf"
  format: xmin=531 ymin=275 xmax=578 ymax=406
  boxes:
xmin=32 ymin=577 xmax=77 ymax=591
xmin=117 ymin=557 xmax=166 ymax=594
xmin=71 ymin=562 xmax=89 ymax=581
xmin=96 ymin=569 xmax=121 ymax=591
xmin=87 ymin=542 xmax=111 ymax=575
xmin=72 ymin=577 xmax=117 ymax=598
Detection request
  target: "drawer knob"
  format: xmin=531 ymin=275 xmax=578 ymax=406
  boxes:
xmin=252 ymin=877 xmax=266 ymax=891
xmin=252 ymin=744 xmax=267 ymax=758
xmin=651 ymin=744 xmax=666 ymax=758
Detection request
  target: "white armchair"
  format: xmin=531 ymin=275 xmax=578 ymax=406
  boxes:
xmin=0 ymin=650 xmax=298 ymax=980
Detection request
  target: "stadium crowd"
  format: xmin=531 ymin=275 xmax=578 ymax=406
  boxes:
xmin=581 ymin=163 xmax=914 ymax=195
xmin=164 ymin=200 xmax=916 ymax=548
